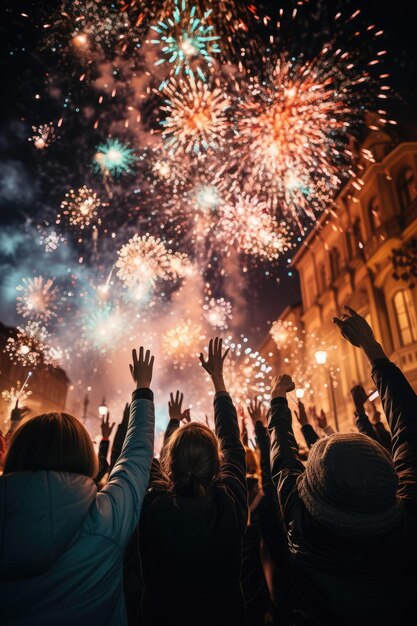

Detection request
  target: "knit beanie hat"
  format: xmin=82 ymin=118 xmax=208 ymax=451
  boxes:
xmin=297 ymin=433 xmax=402 ymax=537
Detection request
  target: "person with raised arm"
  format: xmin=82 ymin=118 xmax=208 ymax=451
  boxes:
xmin=129 ymin=337 xmax=248 ymax=626
xmin=266 ymin=307 xmax=417 ymax=624
xmin=0 ymin=347 xmax=155 ymax=626
xmin=294 ymin=399 xmax=320 ymax=449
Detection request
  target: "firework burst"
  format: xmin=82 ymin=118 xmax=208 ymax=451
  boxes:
xmin=16 ymin=276 xmax=59 ymax=322
xmin=162 ymin=319 xmax=205 ymax=366
xmin=5 ymin=322 xmax=48 ymax=368
xmin=151 ymin=0 xmax=221 ymax=88
xmin=160 ymin=75 xmax=230 ymax=154
xmin=219 ymin=194 xmax=292 ymax=260
xmin=203 ymin=297 xmax=232 ymax=330
xmin=93 ymin=139 xmax=137 ymax=177
xmin=116 ymin=234 xmax=190 ymax=288
xmin=216 ymin=336 xmax=272 ymax=406
xmin=57 ymin=186 xmax=106 ymax=229
xmin=29 ymin=122 xmax=57 ymax=150
xmin=235 ymin=35 xmax=388 ymax=228
xmin=82 ymin=304 xmax=125 ymax=351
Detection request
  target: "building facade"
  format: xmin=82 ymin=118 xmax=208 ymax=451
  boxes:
xmin=0 ymin=322 xmax=70 ymax=429
xmin=261 ymin=134 xmax=417 ymax=432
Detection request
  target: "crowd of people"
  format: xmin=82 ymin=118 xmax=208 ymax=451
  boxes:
xmin=1 ymin=306 xmax=417 ymax=625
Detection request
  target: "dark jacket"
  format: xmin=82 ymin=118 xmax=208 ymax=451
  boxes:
xmin=127 ymin=392 xmax=248 ymax=626
xmin=268 ymin=358 xmax=417 ymax=625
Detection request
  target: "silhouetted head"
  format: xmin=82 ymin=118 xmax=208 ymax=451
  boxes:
xmin=3 ymin=412 xmax=98 ymax=477
xmin=297 ymin=432 xmax=401 ymax=537
xmin=162 ymin=422 xmax=221 ymax=497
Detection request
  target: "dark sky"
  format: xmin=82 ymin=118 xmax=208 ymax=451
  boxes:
xmin=0 ymin=0 xmax=416 ymax=344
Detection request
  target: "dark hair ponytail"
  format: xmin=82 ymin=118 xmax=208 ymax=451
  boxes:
xmin=161 ymin=423 xmax=220 ymax=498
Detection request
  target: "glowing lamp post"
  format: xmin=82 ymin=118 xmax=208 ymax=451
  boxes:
xmin=98 ymin=397 xmax=108 ymax=418
xmin=314 ymin=350 xmax=339 ymax=432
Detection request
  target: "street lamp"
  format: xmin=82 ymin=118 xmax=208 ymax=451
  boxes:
xmin=98 ymin=397 xmax=108 ymax=418
xmin=314 ymin=350 xmax=339 ymax=432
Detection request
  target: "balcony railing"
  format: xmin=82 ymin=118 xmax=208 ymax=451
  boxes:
xmin=364 ymin=218 xmax=402 ymax=262
xmin=391 ymin=343 xmax=417 ymax=373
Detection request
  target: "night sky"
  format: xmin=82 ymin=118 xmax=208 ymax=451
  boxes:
xmin=0 ymin=0 xmax=416 ymax=345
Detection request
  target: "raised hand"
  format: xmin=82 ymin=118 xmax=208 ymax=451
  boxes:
xmin=294 ymin=400 xmax=308 ymax=426
xmin=101 ymin=412 xmax=115 ymax=439
xmin=248 ymin=397 xmax=267 ymax=425
xmin=10 ymin=400 xmax=30 ymax=423
xmin=316 ymin=409 xmax=328 ymax=430
xmin=199 ymin=337 xmax=230 ymax=392
xmin=168 ymin=390 xmax=191 ymax=422
xmin=351 ymin=384 xmax=368 ymax=412
xmin=271 ymin=374 xmax=295 ymax=399
xmin=129 ymin=347 xmax=154 ymax=389
xmin=332 ymin=306 xmax=386 ymax=364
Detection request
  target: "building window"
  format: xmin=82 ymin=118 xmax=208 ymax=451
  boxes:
xmin=368 ymin=196 xmax=382 ymax=231
xmin=330 ymin=247 xmax=341 ymax=280
xmin=397 ymin=167 xmax=416 ymax=211
xmin=393 ymin=290 xmax=417 ymax=346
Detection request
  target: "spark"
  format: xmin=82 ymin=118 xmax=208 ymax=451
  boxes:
xmin=4 ymin=322 xmax=48 ymax=368
xmin=162 ymin=319 xmax=205 ymax=366
xmin=160 ymin=75 xmax=230 ymax=154
xmin=235 ymin=46 xmax=386 ymax=227
xmin=93 ymin=139 xmax=137 ymax=177
xmin=16 ymin=276 xmax=59 ymax=322
xmin=151 ymin=0 xmax=221 ymax=88
xmin=83 ymin=304 xmax=125 ymax=351
xmin=203 ymin=297 xmax=232 ymax=330
xmin=219 ymin=194 xmax=292 ymax=260
xmin=115 ymin=233 xmax=190 ymax=288
xmin=57 ymin=186 xmax=106 ymax=228
xmin=206 ymin=336 xmax=272 ymax=406
xmin=2 ymin=383 xmax=33 ymax=428
xmin=37 ymin=229 xmax=66 ymax=253
xmin=29 ymin=122 xmax=56 ymax=149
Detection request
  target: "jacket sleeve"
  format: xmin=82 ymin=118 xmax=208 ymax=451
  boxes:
xmin=254 ymin=420 xmax=275 ymax=496
xmin=214 ymin=392 xmax=248 ymax=530
xmin=91 ymin=388 xmax=155 ymax=547
xmin=300 ymin=423 xmax=320 ymax=448
xmin=355 ymin=410 xmax=379 ymax=442
xmin=371 ymin=358 xmax=417 ymax=510
xmin=373 ymin=421 xmax=392 ymax=452
xmin=268 ymin=397 xmax=305 ymax=522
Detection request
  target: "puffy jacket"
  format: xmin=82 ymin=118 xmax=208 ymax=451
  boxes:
xmin=0 ymin=388 xmax=155 ymax=626
xmin=268 ymin=359 xmax=417 ymax=625
xmin=125 ymin=391 xmax=248 ymax=626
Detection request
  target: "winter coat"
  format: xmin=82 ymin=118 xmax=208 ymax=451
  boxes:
xmin=0 ymin=388 xmax=154 ymax=626
xmin=268 ymin=358 xmax=417 ymax=625
xmin=125 ymin=391 xmax=248 ymax=626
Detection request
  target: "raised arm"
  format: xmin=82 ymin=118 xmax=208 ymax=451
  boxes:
xmin=351 ymin=384 xmax=379 ymax=443
xmin=248 ymin=398 xmax=274 ymax=495
xmin=200 ymin=337 xmax=247 ymax=526
xmin=95 ymin=412 xmax=115 ymax=484
xmin=93 ymin=348 xmax=155 ymax=547
xmin=268 ymin=374 xmax=305 ymax=518
xmin=333 ymin=306 xmax=417 ymax=505
xmin=294 ymin=399 xmax=320 ymax=449
xmin=163 ymin=390 xmax=190 ymax=444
